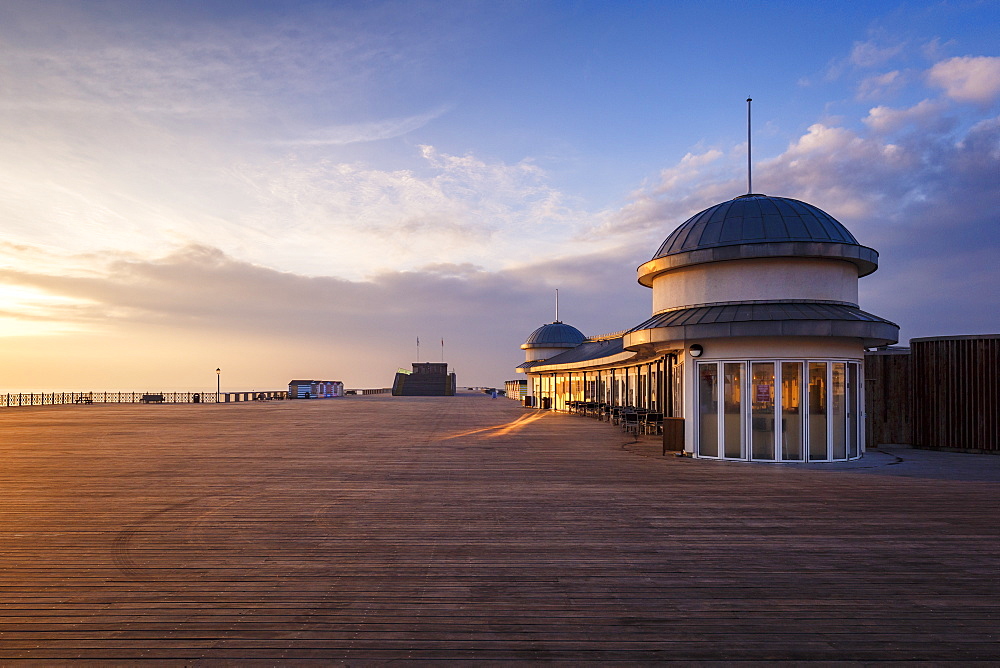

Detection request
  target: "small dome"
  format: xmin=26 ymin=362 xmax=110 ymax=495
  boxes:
xmin=521 ymin=321 xmax=586 ymax=350
xmin=654 ymin=194 xmax=860 ymax=258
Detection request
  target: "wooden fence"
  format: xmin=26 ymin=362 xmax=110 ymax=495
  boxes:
xmin=865 ymin=335 xmax=999 ymax=453
xmin=864 ymin=349 xmax=913 ymax=447
xmin=911 ymin=335 xmax=999 ymax=453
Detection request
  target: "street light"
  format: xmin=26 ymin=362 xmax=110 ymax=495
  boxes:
xmin=216 ymin=368 xmax=221 ymax=403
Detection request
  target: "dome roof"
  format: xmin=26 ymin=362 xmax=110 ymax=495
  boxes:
xmin=654 ymin=194 xmax=859 ymax=257
xmin=638 ymin=194 xmax=879 ymax=286
xmin=521 ymin=321 xmax=587 ymax=350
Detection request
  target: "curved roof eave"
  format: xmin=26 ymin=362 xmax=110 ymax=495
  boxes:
xmin=527 ymin=350 xmax=638 ymax=373
xmin=637 ymin=241 xmax=879 ymax=286
xmin=627 ymin=320 xmax=898 ymax=348
xmin=627 ymin=321 xmax=897 ymax=349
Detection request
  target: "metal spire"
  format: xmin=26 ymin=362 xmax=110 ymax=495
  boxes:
xmin=555 ymin=288 xmax=560 ymax=323
xmin=746 ymin=97 xmax=753 ymax=194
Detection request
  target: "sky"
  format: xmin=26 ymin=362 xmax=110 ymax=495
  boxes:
xmin=0 ymin=0 xmax=997 ymax=391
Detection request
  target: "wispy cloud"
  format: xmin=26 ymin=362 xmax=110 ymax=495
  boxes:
xmin=230 ymin=144 xmax=598 ymax=277
xmin=849 ymin=39 xmax=907 ymax=68
xmin=271 ymin=108 xmax=451 ymax=146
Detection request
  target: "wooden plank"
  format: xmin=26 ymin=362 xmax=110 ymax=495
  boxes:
xmin=0 ymin=396 xmax=999 ymax=661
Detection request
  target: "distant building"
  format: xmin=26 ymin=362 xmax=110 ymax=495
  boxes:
xmin=288 ymin=380 xmax=344 ymax=399
xmin=392 ymin=362 xmax=456 ymax=396
xmin=505 ymin=379 xmax=528 ymax=400
xmin=518 ymin=194 xmax=900 ymax=463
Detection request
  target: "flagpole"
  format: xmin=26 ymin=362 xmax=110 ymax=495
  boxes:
xmin=416 ymin=336 xmax=420 ymax=362
xmin=747 ymin=97 xmax=753 ymax=194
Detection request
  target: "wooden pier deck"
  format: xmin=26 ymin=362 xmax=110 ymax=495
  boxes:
xmin=1 ymin=393 xmax=999 ymax=663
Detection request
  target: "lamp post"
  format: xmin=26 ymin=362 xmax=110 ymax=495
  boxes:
xmin=216 ymin=368 xmax=221 ymax=403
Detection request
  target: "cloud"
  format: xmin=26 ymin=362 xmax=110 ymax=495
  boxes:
xmin=598 ymin=61 xmax=1000 ymax=343
xmin=863 ymin=99 xmax=948 ymax=134
xmin=272 ymin=108 xmax=450 ymax=146
xmin=230 ymin=145 xmax=597 ymax=277
xmin=0 ymin=241 xmax=648 ymax=388
xmin=856 ymin=70 xmax=906 ymax=100
xmin=850 ymin=40 xmax=906 ymax=68
xmin=0 ymin=2 xmax=442 ymax=124
xmin=926 ymin=56 xmax=1000 ymax=104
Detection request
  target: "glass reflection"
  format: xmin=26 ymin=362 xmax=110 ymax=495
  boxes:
xmin=698 ymin=363 xmax=719 ymax=457
xmin=832 ymin=363 xmax=846 ymax=459
xmin=809 ymin=362 xmax=828 ymax=460
xmin=723 ymin=363 xmax=744 ymax=459
xmin=781 ymin=363 xmax=803 ymax=460
xmin=751 ymin=362 xmax=775 ymax=460
xmin=849 ymin=363 xmax=859 ymax=459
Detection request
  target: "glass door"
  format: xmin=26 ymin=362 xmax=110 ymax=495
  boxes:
xmin=751 ymin=362 xmax=776 ymax=460
xmin=698 ymin=362 xmax=719 ymax=458
xmin=848 ymin=363 xmax=860 ymax=459
xmin=722 ymin=362 xmax=745 ymax=459
xmin=832 ymin=363 xmax=847 ymax=460
xmin=808 ymin=362 xmax=828 ymax=461
xmin=780 ymin=362 xmax=804 ymax=461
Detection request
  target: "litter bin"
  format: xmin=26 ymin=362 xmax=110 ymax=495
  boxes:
xmin=192 ymin=393 xmax=201 ymax=404
xmin=663 ymin=417 xmax=684 ymax=455
xmin=540 ymin=397 xmax=551 ymax=410
xmin=523 ymin=396 xmax=534 ymax=408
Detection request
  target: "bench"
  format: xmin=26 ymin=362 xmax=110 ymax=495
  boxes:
xmin=74 ymin=396 xmax=93 ymax=404
xmin=140 ymin=394 xmax=165 ymax=404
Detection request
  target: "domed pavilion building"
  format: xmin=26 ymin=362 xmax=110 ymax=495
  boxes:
xmin=517 ymin=194 xmax=899 ymax=462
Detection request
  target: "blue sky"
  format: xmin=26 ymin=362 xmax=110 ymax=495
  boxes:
xmin=0 ymin=0 xmax=997 ymax=390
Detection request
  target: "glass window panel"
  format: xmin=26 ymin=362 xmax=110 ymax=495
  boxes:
xmin=780 ymin=363 xmax=803 ymax=460
xmin=751 ymin=362 xmax=776 ymax=460
xmin=672 ymin=356 xmax=684 ymax=418
xmin=723 ymin=362 xmax=744 ymax=459
xmin=809 ymin=362 xmax=828 ymax=461
xmin=635 ymin=365 xmax=649 ymax=408
xmin=832 ymin=363 xmax=847 ymax=459
xmin=650 ymin=364 xmax=658 ymax=412
xmin=698 ymin=363 xmax=719 ymax=458
xmin=849 ymin=363 xmax=859 ymax=459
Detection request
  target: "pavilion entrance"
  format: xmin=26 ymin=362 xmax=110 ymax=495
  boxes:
xmin=697 ymin=360 xmax=861 ymax=462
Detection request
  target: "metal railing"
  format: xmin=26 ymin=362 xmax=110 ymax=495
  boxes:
xmin=0 ymin=388 xmax=396 ymax=407
xmin=0 ymin=391 xmax=219 ymax=407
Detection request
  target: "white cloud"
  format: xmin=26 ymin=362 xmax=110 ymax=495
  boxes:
xmin=850 ymin=40 xmax=906 ymax=68
xmin=599 ymin=91 xmax=1000 ymax=343
xmin=926 ymin=56 xmax=1000 ymax=104
xmin=862 ymin=99 xmax=947 ymax=134
xmin=229 ymin=145 xmax=598 ymax=277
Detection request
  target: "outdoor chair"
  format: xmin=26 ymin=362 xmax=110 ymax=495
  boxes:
xmin=643 ymin=412 xmax=664 ymax=435
xmin=622 ymin=411 xmax=641 ymax=435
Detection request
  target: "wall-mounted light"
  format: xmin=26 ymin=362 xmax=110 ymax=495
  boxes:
xmin=688 ymin=344 xmax=703 ymax=358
